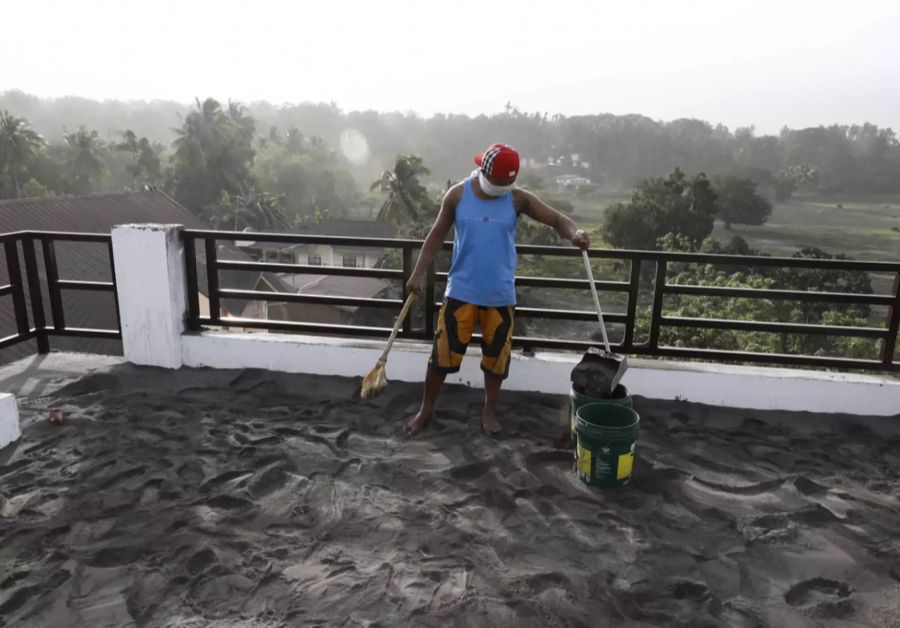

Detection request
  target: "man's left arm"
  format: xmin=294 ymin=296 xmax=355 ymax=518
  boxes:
xmin=516 ymin=190 xmax=590 ymax=249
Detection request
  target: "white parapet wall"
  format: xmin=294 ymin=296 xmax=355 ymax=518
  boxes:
xmin=0 ymin=392 xmax=21 ymax=449
xmin=182 ymin=331 xmax=900 ymax=417
xmin=111 ymin=224 xmax=187 ymax=369
xmin=109 ymin=222 xmax=898 ymax=417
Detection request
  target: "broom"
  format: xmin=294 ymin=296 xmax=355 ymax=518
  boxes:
xmin=360 ymin=292 xmax=417 ymax=400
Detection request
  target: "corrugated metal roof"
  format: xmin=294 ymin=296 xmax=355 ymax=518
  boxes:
xmin=0 ymin=189 xmax=208 ymax=233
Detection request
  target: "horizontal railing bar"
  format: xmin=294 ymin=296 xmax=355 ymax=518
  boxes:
xmin=0 ymin=332 xmax=35 ymax=349
xmin=182 ymin=230 xmax=899 ymax=271
xmin=666 ymin=284 xmax=894 ymax=305
xmin=215 ymin=259 xmax=404 ymax=279
xmin=196 ymin=316 xmax=409 ymax=337
xmin=56 ymin=280 xmax=116 ymax=292
xmin=29 ymin=231 xmax=112 ymax=243
xmin=47 ymin=327 xmax=121 ymax=339
xmin=515 ymin=307 xmax=627 ymax=323
xmin=218 ymin=289 xmax=402 ymax=309
xmin=646 ymin=345 xmax=892 ymax=371
xmin=511 ymin=336 xmax=623 ymax=351
xmin=661 ymin=316 xmax=888 ymax=338
xmin=515 ymin=275 xmax=630 ymax=291
xmin=431 ymin=272 xmax=631 ymax=292
xmin=184 ymin=229 xmax=422 ymax=249
xmin=0 ymin=284 xmax=12 ymax=297
xmin=511 ymin=244 xmax=900 ymax=271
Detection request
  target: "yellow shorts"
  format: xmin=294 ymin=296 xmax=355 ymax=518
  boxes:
xmin=429 ymin=298 xmax=515 ymax=379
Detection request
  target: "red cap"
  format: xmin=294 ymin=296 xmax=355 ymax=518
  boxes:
xmin=474 ymin=143 xmax=520 ymax=180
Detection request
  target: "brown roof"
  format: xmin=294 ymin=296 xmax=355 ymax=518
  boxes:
xmin=278 ymin=273 xmax=391 ymax=312
xmin=0 ymin=189 xmax=208 ymax=233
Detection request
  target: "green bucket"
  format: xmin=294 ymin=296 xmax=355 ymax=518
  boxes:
xmin=575 ymin=402 xmax=640 ymax=488
xmin=570 ymin=384 xmax=632 ymax=446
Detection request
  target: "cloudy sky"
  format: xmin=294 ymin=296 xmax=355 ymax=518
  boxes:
xmin=4 ymin=0 xmax=899 ymax=132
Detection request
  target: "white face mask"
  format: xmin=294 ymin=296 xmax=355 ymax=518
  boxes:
xmin=477 ymin=170 xmax=515 ymax=197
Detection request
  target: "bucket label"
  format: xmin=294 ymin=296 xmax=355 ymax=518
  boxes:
xmin=617 ymin=452 xmax=634 ymax=480
xmin=576 ymin=443 xmax=592 ymax=479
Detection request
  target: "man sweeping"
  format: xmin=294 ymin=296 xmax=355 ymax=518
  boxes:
xmin=405 ymin=143 xmax=589 ymax=436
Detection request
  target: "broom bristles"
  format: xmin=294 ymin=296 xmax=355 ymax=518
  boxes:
xmin=360 ymin=361 xmax=388 ymax=400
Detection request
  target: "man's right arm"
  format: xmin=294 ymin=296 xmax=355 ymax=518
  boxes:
xmin=406 ymin=186 xmax=459 ymax=294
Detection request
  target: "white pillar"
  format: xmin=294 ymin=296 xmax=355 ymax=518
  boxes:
xmin=111 ymin=224 xmax=187 ymax=369
xmin=0 ymin=393 xmax=20 ymax=449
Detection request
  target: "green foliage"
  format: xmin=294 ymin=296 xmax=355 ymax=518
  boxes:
xmin=170 ymin=98 xmax=256 ymax=217
xmin=603 ymin=168 xmax=718 ymax=250
xmin=712 ymin=175 xmax=772 ymax=228
xmin=21 ymin=178 xmax=53 ymax=198
xmin=252 ymin=138 xmax=357 ymax=222
xmin=0 ymin=110 xmax=45 ymax=198
xmin=63 ymin=126 xmax=107 ymax=195
xmin=115 ymin=130 xmax=162 ymax=189
xmin=369 ymin=155 xmax=434 ymax=225
xmin=774 ymin=164 xmax=817 ymax=201
xmin=212 ymin=185 xmax=289 ymax=231
xmin=5 ymin=91 xmax=900 ymax=197
xmin=650 ymin=235 xmax=878 ymax=360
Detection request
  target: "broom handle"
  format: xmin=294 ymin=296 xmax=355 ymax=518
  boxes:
xmin=582 ymin=249 xmax=611 ymax=353
xmin=379 ymin=292 xmax=417 ymax=363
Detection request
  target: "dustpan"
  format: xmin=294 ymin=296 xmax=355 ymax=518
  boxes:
xmin=570 ymin=250 xmax=628 ymax=397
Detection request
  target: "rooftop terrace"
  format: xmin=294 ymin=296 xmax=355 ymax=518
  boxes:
xmin=1 ymin=353 xmax=899 ymax=626
xmin=0 ymin=220 xmax=899 ymax=626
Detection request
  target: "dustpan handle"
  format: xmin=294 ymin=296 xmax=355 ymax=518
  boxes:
xmin=380 ymin=292 xmax=417 ymax=363
xmin=582 ymin=249 xmax=611 ymax=353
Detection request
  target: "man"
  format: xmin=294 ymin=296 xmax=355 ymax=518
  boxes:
xmin=404 ymin=143 xmax=590 ymax=436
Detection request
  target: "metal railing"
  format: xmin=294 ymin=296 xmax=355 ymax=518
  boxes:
xmin=184 ymin=229 xmax=900 ymax=373
xmin=0 ymin=231 xmax=121 ymax=353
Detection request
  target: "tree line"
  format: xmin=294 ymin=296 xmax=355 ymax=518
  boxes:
xmin=3 ymin=90 xmax=899 ymax=199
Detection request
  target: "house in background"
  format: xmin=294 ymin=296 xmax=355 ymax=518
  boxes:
xmin=236 ymin=221 xmax=398 ymax=326
xmin=0 ymin=190 xmax=289 ymax=362
xmin=555 ymin=174 xmax=593 ymax=191
xmin=240 ymin=221 xmax=397 ymax=269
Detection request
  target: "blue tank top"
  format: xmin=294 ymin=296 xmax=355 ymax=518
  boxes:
xmin=445 ymin=178 xmax=518 ymax=306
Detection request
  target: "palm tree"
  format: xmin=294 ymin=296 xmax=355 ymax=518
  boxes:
xmin=116 ymin=130 xmax=162 ymax=189
xmin=64 ymin=126 xmax=107 ymax=195
xmin=217 ymin=184 xmax=289 ymax=231
xmin=0 ymin=111 xmax=46 ymax=198
xmin=369 ymin=155 xmax=433 ymax=224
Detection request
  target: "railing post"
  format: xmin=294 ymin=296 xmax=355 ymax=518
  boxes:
xmin=425 ymin=259 xmax=436 ymax=340
xmin=649 ymin=259 xmax=667 ymax=350
xmin=22 ymin=236 xmax=49 ymax=353
xmin=184 ymin=235 xmax=201 ymax=331
xmin=401 ymin=245 xmax=412 ymax=336
xmin=41 ymin=238 xmax=65 ymax=331
xmin=623 ymin=257 xmax=641 ymax=350
xmin=882 ymin=271 xmax=900 ymax=368
xmin=4 ymin=239 xmax=30 ymax=340
xmin=107 ymin=239 xmax=122 ymax=333
xmin=205 ymin=237 xmax=221 ymax=325
xmin=111 ymin=224 xmax=187 ymax=369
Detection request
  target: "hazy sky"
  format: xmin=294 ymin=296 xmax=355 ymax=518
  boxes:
xmin=4 ymin=0 xmax=899 ymax=133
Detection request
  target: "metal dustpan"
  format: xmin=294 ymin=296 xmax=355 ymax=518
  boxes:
xmin=571 ymin=250 xmax=628 ymax=397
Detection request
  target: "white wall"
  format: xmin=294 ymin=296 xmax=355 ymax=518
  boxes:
xmin=111 ymin=224 xmax=186 ymax=369
xmin=182 ymin=331 xmax=900 ymax=417
xmin=108 ymin=223 xmax=899 ymax=417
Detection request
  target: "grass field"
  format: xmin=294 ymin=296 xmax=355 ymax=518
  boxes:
xmin=567 ymin=194 xmax=900 ymax=292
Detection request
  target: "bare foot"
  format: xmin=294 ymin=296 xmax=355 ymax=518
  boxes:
xmin=481 ymin=408 xmax=502 ymax=436
xmin=405 ymin=407 xmax=433 ymax=436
